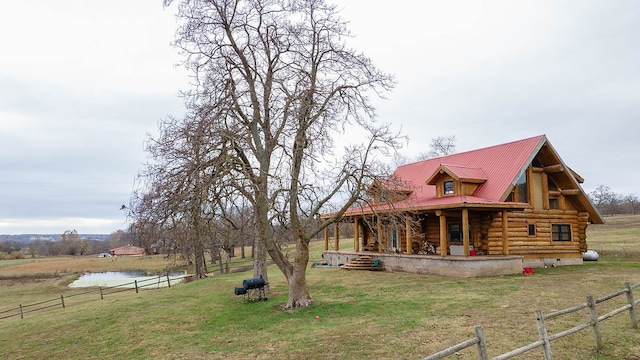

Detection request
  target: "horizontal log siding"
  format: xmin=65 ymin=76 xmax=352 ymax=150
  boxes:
xmin=487 ymin=210 xmax=588 ymax=258
xmin=426 ymin=220 xmax=441 ymax=246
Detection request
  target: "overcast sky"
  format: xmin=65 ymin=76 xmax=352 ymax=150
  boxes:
xmin=1 ymin=1 xmax=638 ymax=234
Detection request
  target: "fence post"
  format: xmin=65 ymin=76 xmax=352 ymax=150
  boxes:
xmin=474 ymin=325 xmax=488 ymax=360
xmin=166 ymin=274 xmax=171 ymax=288
xmin=587 ymin=295 xmax=602 ymax=349
xmin=135 ymin=280 xmax=139 ymax=294
xmin=60 ymin=295 xmax=65 ymax=309
xmin=626 ymin=282 xmax=637 ymax=329
xmin=535 ymin=310 xmax=553 ymax=360
xmin=19 ymin=305 xmax=23 ymax=319
xmin=99 ymin=287 xmax=104 ymax=300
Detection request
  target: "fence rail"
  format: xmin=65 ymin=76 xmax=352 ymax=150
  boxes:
xmin=422 ymin=280 xmax=640 ymax=360
xmin=0 ymin=273 xmax=193 ymax=321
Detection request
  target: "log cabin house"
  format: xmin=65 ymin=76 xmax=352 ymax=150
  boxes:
xmin=321 ymin=135 xmax=604 ymax=277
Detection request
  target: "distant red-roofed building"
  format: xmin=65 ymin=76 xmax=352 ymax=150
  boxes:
xmin=110 ymin=244 xmax=146 ymax=257
xmin=322 ymin=135 xmax=603 ymax=275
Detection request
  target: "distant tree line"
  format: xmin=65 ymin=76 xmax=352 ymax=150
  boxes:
xmin=0 ymin=230 xmax=135 ymax=259
xmin=0 ymin=240 xmax=25 ymax=260
xmin=588 ymin=185 xmax=639 ymax=216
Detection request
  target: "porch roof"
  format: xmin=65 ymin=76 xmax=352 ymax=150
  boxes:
xmin=341 ymin=195 xmax=528 ymax=216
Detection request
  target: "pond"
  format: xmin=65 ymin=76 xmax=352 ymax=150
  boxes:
xmin=68 ymin=271 xmax=187 ymax=289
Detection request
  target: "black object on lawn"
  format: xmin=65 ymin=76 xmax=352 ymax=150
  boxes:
xmin=234 ymin=276 xmax=268 ymax=301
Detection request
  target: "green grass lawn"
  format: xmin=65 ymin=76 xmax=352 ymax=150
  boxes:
xmin=1 ymin=215 xmax=639 ymax=359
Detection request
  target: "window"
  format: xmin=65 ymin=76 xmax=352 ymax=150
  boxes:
xmin=528 ymin=224 xmax=536 ymax=236
xmin=552 ymin=224 xmax=571 ymax=241
xmin=391 ymin=228 xmax=398 ymax=248
xmin=505 ymin=192 xmax=514 ymax=202
xmin=549 ymin=197 xmax=559 ymax=210
xmin=515 ymin=172 xmax=528 ymax=202
xmin=444 ymin=180 xmax=454 ymax=195
xmin=448 ymin=223 xmax=461 ymax=242
xmin=447 ymin=223 xmax=473 ymax=243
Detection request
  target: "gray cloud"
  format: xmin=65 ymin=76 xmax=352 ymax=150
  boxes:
xmin=1 ymin=0 xmax=639 ymax=233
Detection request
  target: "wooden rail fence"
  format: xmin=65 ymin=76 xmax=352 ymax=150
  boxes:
xmin=422 ymin=280 xmax=640 ymax=360
xmin=0 ymin=273 xmax=193 ymax=321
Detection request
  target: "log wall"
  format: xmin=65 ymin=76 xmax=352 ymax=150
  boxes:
xmin=485 ymin=209 xmax=590 ymax=258
xmin=354 ymin=208 xmax=590 ymax=258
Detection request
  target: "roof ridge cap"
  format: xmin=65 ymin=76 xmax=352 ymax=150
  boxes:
xmin=439 ymin=163 xmax=483 ymax=169
xmin=396 ymin=134 xmax=546 ymax=168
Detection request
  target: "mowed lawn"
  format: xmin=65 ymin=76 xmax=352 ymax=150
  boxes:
xmin=1 ymin=215 xmax=639 ymax=359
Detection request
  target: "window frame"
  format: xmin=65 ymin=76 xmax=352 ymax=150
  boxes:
xmin=443 ymin=180 xmax=454 ymax=195
xmin=379 ymin=190 xmax=388 ymax=203
xmin=528 ymin=223 xmax=536 ymax=236
xmin=391 ymin=228 xmax=399 ymax=249
xmin=552 ymin=224 xmax=572 ymax=242
xmin=448 ymin=223 xmax=462 ymax=243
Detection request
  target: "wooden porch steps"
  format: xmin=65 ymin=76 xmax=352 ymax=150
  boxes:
xmin=341 ymin=256 xmax=384 ymax=271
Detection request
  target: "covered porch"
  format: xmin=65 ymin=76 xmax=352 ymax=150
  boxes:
xmin=324 ymin=205 xmax=526 ymax=257
xmin=321 ymin=205 xmax=530 ymax=277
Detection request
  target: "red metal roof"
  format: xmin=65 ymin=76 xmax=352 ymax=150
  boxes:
xmin=426 ymin=164 xmax=488 ymax=185
xmin=330 ymin=134 xmax=604 ymax=223
xmin=110 ymin=244 xmax=146 ymax=256
xmin=342 ymin=135 xmax=546 ymax=215
xmin=397 ymin=135 xmax=545 ymax=201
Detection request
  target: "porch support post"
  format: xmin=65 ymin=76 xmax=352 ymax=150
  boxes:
xmin=502 ymin=210 xmax=509 ymax=255
xmin=334 ymin=222 xmax=339 ymax=251
xmin=324 ymin=227 xmax=329 ymax=251
xmin=353 ymin=217 xmax=360 ymax=252
xmin=376 ymin=216 xmax=383 ymax=253
xmin=462 ymin=208 xmax=470 ymax=257
xmin=437 ymin=210 xmax=447 ymax=257
xmin=405 ymin=215 xmax=412 ymax=254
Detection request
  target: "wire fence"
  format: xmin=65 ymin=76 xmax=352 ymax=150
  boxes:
xmin=0 ymin=272 xmax=195 ymax=321
xmin=421 ymin=280 xmax=640 ymax=360
xmin=0 ymin=253 xmax=264 ymax=322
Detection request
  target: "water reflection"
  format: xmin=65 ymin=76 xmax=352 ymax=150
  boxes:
xmin=69 ymin=271 xmax=186 ymax=289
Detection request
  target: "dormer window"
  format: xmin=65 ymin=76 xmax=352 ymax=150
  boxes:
xmin=427 ymin=164 xmax=486 ymax=198
xmin=444 ymin=180 xmax=454 ymax=195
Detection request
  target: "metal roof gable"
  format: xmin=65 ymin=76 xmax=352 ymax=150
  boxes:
xmin=393 ymin=135 xmax=546 ymax=202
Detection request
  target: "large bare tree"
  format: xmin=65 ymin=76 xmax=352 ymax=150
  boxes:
xmin=130 ymin=113 xmax=233 ymax=278
xmin=417 ymin=135 xmax=457 ymax=160
xmin=164 ymin=0 xmax=401 ymax=308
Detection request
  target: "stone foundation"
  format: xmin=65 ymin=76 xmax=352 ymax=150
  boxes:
xmin=321 ymin=251 xmax=525 ymax=278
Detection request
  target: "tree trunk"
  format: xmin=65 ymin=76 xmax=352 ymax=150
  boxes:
xmin=210 ymin=244 xmax=217 ymax=265
xmin=285 ymin=265 xmax=312 ymax=308
xmin=224 ymin=249 xmax=231 ymax=274
xmin=283 ymin=236 xmax=313 ymax=309
xmin=194 ymin=238 xmax=206 ymax=278
xmin=253 ymin=233 xmax=269 ymax=288
xmin=218 ymin=248 xmax=225 ymax=274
